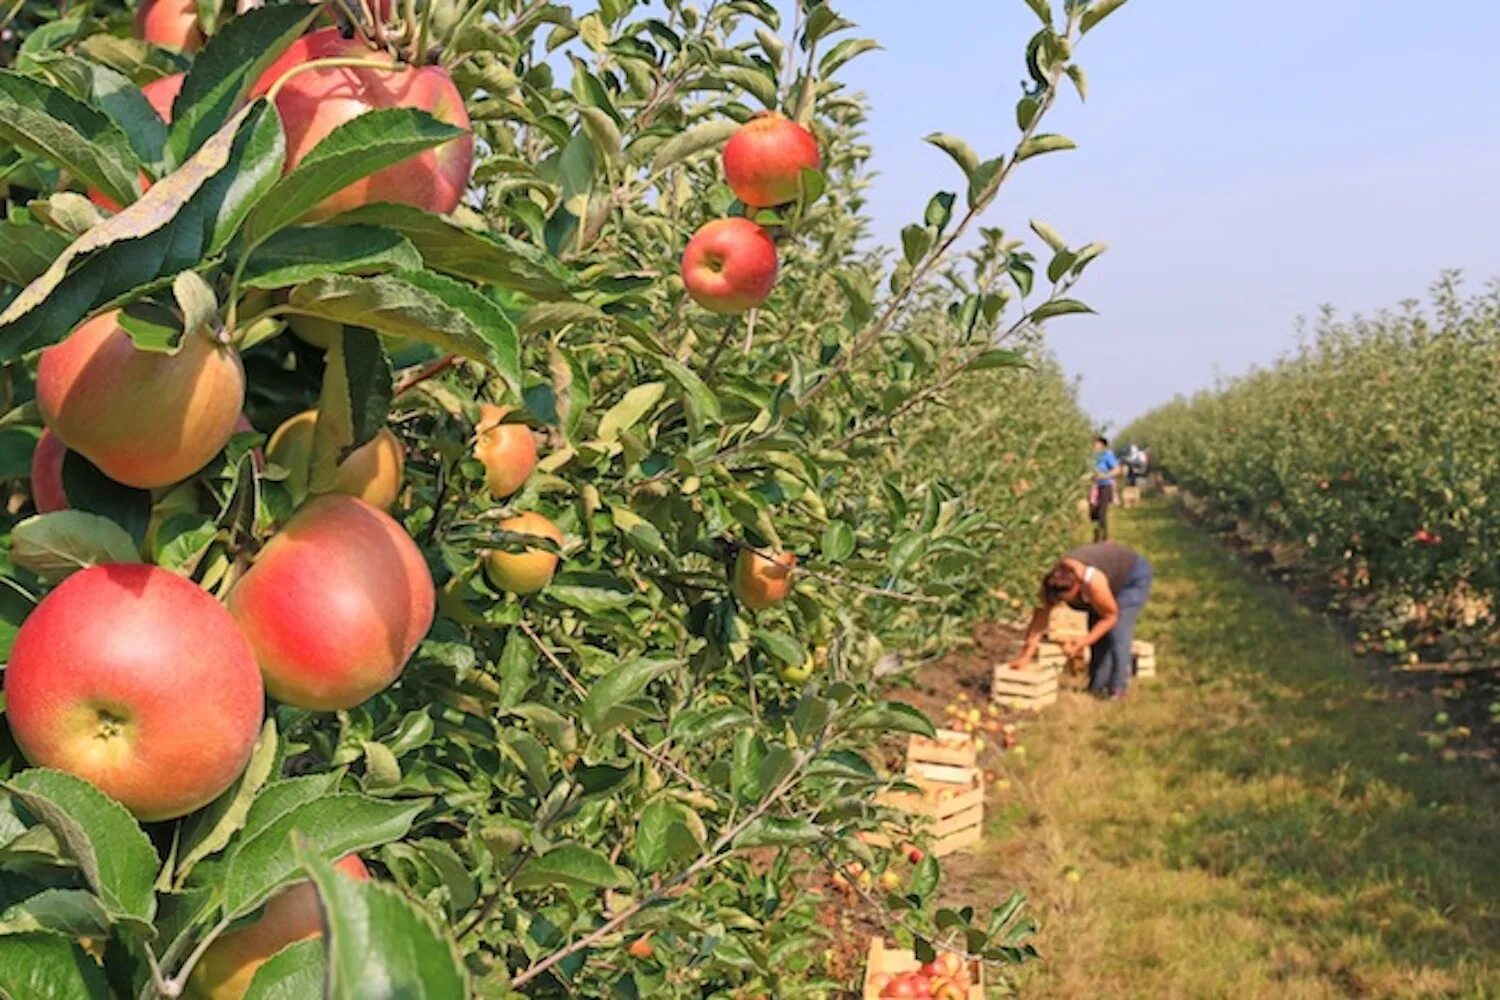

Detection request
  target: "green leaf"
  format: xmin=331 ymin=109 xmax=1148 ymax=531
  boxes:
xmin=517 ymin=301 xmax=607 ymax=336
xmin=1029 ymin=219 xmax=1066 ymax=252
xmin=901 ymin=224 xmax=934 ymax=267
xmin=1081 ymin=0 xmax=1128 ymax=33
xmin=966 ymin=348 xmax=1029 ymax=372
xmin=0 ymin=889 xmax=110 ymax=937
xmin=819 ymin=37 xmax=882 ymax=76
xmin=732 ymin=816 xmax=822 ymax=849
xmin=3 ymin=770 xmax=158 ymax=926
xmin=1066 ymin=63 xmax=1089 ymax=100
xmin=967 ymin=157 xmax=1004 ymax=208
xmin=1023 ymin=0 xmax=1053 ymax=25
xmin=329 ymin=204 xmax=577 ymax=300
xmin=293 ymin=837 xmax=468 ymax=1000
xmin=846 ymin=701 xmax=935 ymax=738
xmin=611 ymin=506 xmax=673 ymax=561
xmin=175 ymin=718 xmax=279 ymax=885
xmin=48 ymin=58 xmax=170 ymax=173
xmin=0 ymin=223 xmax=69 ymax=288
xmin=245 ymin=109 xmax=465 ymax=242
xmin=59 ymin=452 xmax=152 ymax=546
xmin=239 ymin=226 xmax=423 ymax=289
xmin=237 ymin=774 xmax=345 ymax=848
xmin=719 ymin=65 xmax=778 ymax=110
xmin=647 ymin=119 xmax=739 ymax=172
xmin=512 ymin=843 xmax=627 ymax=891
xmin=288 ymin=271 xmax=521 ymax=395
xmin=668 ymin=705 xmax=752 ymax=744
xmin=153 ymin=513 xmax=219 ymax=574
xmin=662 ymin=357 xmax=722 ymax=434
xmin=168 ymin=4 xmax=318 ymax=163
xmin=819 ymin=521 xmax=855 ymax=563
xmin=222 ymin=794 xmax=425 ymax=919
xmin=0 ymin=71 xmax=140 ymax=207
xmin=596 ymin=382 xmax=665 ymax=442
xmin=1029 ymin=298 xmax=1095 ymax=322
xmin=1015 ymin=133 xmax=1077 ymax=162
xmin=0 ymin=932 xmax=109 ymax=999
xmin=242 ymin=938 xmax=325 ymax=1000
xmin=753 ymin=628 xmax=804 ymax=665
xmin=634 ymin=800 xmax=703 ymax=873
xmin=10 ymin=511 xmax=140 ymax=583
xmin=923 ymin=132 xmax=979 ymax=179
xmin=580 ymin=657 xmax=676 ymax=733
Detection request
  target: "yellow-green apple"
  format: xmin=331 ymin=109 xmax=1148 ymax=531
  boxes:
xmin=722 ymin=113 xmax=820 ymax=207
xmin=29 ymin=429 xmax=68 ymax=512
xmin=266 ymin=409 xmax=404 ymax=511
xmin=733 ymin=547 xmax=796 ymax=609
xmin=37 ymin=311 xmax=246 ymax=489
xmin=251 ymin=28 xmax=473 ymax=219
xmin=134 ymin=0 xmax=203 ymax=52
xmin=4 ymin=564 xmax=263 ymax=820
xmin=227 ymin=495 xmax=434 ymax=710
xmin=474 ymin=404 xmax=538 ymax=499
xmin=681 ymin=218 xmax=778 ymax=314
xmin=777 ymin=652 xmax=817 ymax=683
xmin=484 ymin=512 xmax=563 ymax=594
xmin=188 ymin=855 xmax=369 ymax=999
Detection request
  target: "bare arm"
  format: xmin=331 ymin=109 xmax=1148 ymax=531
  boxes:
xmin=1007 ymin=599 xmax=1052 ymax=669
xmin=1067 ymin=575 xmax=1118 ymax=653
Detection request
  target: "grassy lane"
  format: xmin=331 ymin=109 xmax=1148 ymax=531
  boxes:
xmin=954 ymin=503 xmax=1500 ymax=998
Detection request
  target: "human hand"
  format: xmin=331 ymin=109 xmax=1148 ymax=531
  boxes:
xmin=1061 ymin=638 xmax=1087 ymax=659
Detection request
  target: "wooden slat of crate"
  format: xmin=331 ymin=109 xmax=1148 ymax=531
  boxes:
xmin=1132 ymin=640 xmax=1156 ymax=658
xmin=1047 ymin=606 xmax=1089 ymax=639
xmin=1134 ymin=655 xmax=1157 ymax=678
xmin=863 ymin=939 xmax=984 ymax=1000
xmin=907 ymin=760 xmax=976 ymax=785
xmin=907 ymin=729 xmax=977 ymax=769
xmin=878 ymin=779 xmax=983 ymax=819
xmin=993 ymin=665 xmax=1059 ymax=710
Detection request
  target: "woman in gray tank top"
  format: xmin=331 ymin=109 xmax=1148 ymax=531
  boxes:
xmin=1007 ymin=541 xmax=1154 ymax=698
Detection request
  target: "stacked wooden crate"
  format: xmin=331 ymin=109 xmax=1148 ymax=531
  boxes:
xmin=873 ymin=730 xmax=984 ymax=858
xmin=1132 ymin=639 xmax=1157 ymax=678
xmin=1047 ymin=605 xmax=1089 ymax=640
xmin=863 ymin=938 xmax=984 ymax=999
xmin=992 ymin=664 xmax=1059 ymax=711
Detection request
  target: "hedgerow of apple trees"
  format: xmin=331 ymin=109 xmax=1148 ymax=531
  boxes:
xmin=1125 ymin=273 xmax=1500 ymax=667
xmin=0 ymin=0 xmax=1126 ymax=996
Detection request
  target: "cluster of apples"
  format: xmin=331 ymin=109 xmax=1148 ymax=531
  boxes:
xmin=679 ymin=113 xmax=820 ymax=314
xmin=869 ymin=952 xmax=974 ymax=999
xmin=939 ymin=695 xmax=1014 ymax=751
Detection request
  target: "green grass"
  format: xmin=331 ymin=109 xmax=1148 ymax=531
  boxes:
xmin=959 ymin=503 xmax=1500 ymax=998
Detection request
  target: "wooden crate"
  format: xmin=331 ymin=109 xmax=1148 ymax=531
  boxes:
xmin=875 ymin=734 xmax=984 ymax=859
xmin=905 ymin=729 xmax=977 ymax=783
xmin=1132 ymin=639 xmax=1157 ymax=678
xmin=863 ymin=938 xmax=984 ymax=999
xmin=992 ymin=664 xmax=1059 ymax=711
xmin=1121 ymin=485 xmax=1142 ymax=508
xmin=1046 ymin=605 xmax=1089 ymax=640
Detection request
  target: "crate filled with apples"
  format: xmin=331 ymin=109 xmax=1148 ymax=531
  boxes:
xmin=1047 ymin=605 xmax=1090 ymax=640
xmin=873 ymin=730 xmax=985 ymax=857
xmin=940 ymin=697 xmax=1012 ymax=751
xmin=863 ymin=938 xmax=983 ymax=999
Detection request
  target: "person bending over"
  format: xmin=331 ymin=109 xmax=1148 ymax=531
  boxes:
xmin=1008 ymin=540 xmax=1153 ymax=699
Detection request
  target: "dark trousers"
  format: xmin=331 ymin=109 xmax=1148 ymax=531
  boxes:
xmin=1088 ymin=558 xmax=1153 ymax=695
xmin=1091 ymin=481 xmax=1115 ymax=541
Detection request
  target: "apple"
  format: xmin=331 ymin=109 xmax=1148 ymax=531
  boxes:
xmin=251 ymin=28 xmax=473 ymax=220
xmin=485 ymin=511 xmax=564 ymax=594
xmin=778 ymin=652 xmax=817 ymax=683
xmin=627 ymin=935 xmax=653 ymax=959
xmin=733 ymin=547 xmax=796 ymax=609
xmin=722 ymin=113 xmax=820 ymax=207
xmin=5 ymin=564 xmax=263 ymax=820
xmin=266 ymin=409 xmax=404 ymax=511
xmin=134 ymin=0 xmax=203 ymax=52
xmin=681 ymin=218 xmax=778 ymax=314
xmin=228 ymin=495 xmax=435 ymax=710
xmin=474 ymin=404 xmax=538 ymax=499
xmin=37 ymin=311 xmax=246 ymax=489
xmin=29 ymin=428 xmax=68 ymax=512
xmin=906 ymin=846 xmax=924 ymax=864
xmin=88 ymin=73 xmax=184 ymax=211
xmin=973 ymin=737 xmax=986 ymax=752
xmin=878 ymin=870 xmax=901 ymax=891
xmin=189 ymin=855 xmax=369 ymax=998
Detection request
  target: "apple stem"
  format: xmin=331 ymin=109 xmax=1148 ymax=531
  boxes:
xmin=161 ymin=915 xmax=233 ymax=997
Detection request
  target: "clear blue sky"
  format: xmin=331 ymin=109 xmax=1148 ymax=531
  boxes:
xmin=835 ymin=2 xmax=1500 ymax=428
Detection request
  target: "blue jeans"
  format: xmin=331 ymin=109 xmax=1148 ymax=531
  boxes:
xmin=1088 ymin=558 xmax=1153 ymax=695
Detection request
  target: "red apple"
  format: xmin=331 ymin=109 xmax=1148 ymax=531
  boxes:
xmin=134 ymin=0 xmax=204 ymax=53
xmin=37 ymin=311 xmax=246 ymax=489
xmin=88 ymin=73 xmax=184 ymax=212
xmin=29 ymin=428 xmax=68 ymax=513
xmin=474 ymin=404 xmax=538 ymax=499
xmin=733 ymin=547 xmax=796 ymax=609
xmin=626 ymin=935 xmax=653 ymax=960
xmin=251 ymin=28 xmax=473 ymax=220
xmin=722 ymin=113 xmax=820 ymax=207
xmin=485 ymin=512 xmax=564 ymax=594
xmin=681 ymin=218 xmax=778 ymax=314
xmin=4 ymin=564 xmax=263 ymax=820
xmin=190 ymin=855 xmax=369 ymax=998
xmin=227 ymin=495 xmax=435 ymax=710
xmin=266 ymin=409 xmax=404 ymax=511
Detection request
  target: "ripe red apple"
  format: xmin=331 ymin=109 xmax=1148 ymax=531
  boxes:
xmin=190 ymin=855 xmax=369 ymax=998
xmin=722 ymin=113 xmax=820 ymax=207
xmin=906 ymin=846 xmax=924 ymax=864
xmin=485 ymin=512 xmax=564 ymax=594
xmin=29 ymin=429 xmax=68 ymax=513
xmin=733 ymin=548 xmax=796 ymax=609
xmin=88 ymin=73 xmax=184 ymax=212
xmin=4 ymin=564 xmax=263 ymax=820
xmin=626 ymin=935 xmax=653 ymax=960
xmin=681 ymin=218 xmax=778 ymax=314
xmin=251 ymin=28 xmax=473 ymax=220
xmin=474 ymin=404 xmax=538 ymax=499
xmin=134 ymin=0 xmax=204 ymax=53
xmin=227 ymin=495 xmax=435 ymax=710
xmin=267 ymin=409 xmax=404 ymax=511
xmin=37 ymin=311 xmax=246 ymax=489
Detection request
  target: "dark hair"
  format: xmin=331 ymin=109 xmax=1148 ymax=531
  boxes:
xmin=1043 ymin=562 xmax=1080 ymax=602
xmin=1094 ymin=435 xmax=1109 ymax=447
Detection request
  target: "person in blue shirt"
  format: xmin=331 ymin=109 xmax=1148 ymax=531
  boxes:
xmin=1090 ymin=436 xmax=1122 ymax=541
